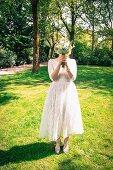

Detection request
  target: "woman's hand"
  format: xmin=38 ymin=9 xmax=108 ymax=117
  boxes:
xmin=63 ymin=57 xmax=68 ymax=67
xmin=57 ymin=55 xmax=66 ymax=66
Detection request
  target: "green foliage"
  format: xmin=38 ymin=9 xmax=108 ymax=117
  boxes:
xmin=73 ymin=41 xmax=113 ymax=66
xmin=39 ymin=45 xmax=50 ymax=62
xmin=0 ymin=0 xmax=112 ymax=68
xmin=75 ymin=27 xmax=92 ymax=47
xmin=73 ymin=41 xmax=92 ymax=65
xmin=39 ymin=0 xmax=51 ymax=60
xmin=15 ymin=48 xmax=33 ymax=66
xmin=0 ymin=48 xmax=17 ymax=68
xmin=0 ymin=0 xmax=33 ymax=66
xmin=94 ymin=48 xmax=113 ymax=66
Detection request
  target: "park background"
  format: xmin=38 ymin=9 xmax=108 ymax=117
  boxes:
xmin=0 ymin=0 xmax=113 ymax=169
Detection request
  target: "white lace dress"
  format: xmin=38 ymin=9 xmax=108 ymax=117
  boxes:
xmin=38 ymin=58 xmax=84 ymax=142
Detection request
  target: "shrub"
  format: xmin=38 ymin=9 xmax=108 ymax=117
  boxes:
xmin=94 ymin=48 xmax=112 ymax=66
xmin=0 ymin=48 xmax=17 ymax=68
xmin=73 ymin=41 xmax=92 ymax=65
xmin=39 ymin=45 xmax=50 ymax=62
xmin=73 ymin=41 xmax=113 ymax=66
xmin=15 ymin=48 xmax=32 ymax=66
xmin=89 ymin=55 xmax=99 ymax=65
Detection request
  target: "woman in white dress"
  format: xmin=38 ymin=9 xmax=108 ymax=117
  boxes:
xmin=39 ymin=54 xmax=84 ymax=154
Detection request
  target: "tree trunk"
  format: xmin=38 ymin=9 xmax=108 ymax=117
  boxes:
xmin=112 ymin=38 xmax=113 ymax=51
xmin=92 ymin=23 xmax=95 ymax=51
xmin=57 ymin=1 xmax=76 ymax=48
xmin=70 ymin=30 xmax=74 ymax=47
xmin=69 ymin=4 xmax=75 ymax=59
xmin=49 ymin=45 xmax=55 ymax=58
xmin=70 ymin=6 xmax=75 ymax=47
xmin=31 ymin=0 xmax=40 ymax=73
xmin=91 ymin=9 xmax=95 ymax=52
xmin=39 ymin=14 xmax=46 ymax=62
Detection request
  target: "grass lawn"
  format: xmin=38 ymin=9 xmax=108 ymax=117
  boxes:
xmin=0 ymin=65 xmax=113 ymax=170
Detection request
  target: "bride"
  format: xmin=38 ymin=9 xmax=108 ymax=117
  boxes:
xmin=39 ymin=47 xmax=84 ymax=154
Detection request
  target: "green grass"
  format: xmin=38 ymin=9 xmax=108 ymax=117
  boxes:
xmin=0 ymin=65 xmax=113 ymax=170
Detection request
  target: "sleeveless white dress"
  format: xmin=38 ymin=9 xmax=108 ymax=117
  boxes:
xmin=38 ymin=58 xmax=84 ymax=142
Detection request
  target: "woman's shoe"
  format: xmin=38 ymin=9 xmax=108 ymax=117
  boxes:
xmin=55 ymin=138 xmax=61 ymax=154
xmin=63 ymin=142 xmax=69 ymax=153
xmin=55 ymin=146 xmax=60 ymax=154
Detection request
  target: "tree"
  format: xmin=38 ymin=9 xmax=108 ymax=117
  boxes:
xmin=81 ymin=0 xmax=102 ymax=51
xmin=56 ymin=0 xmax=83 ymax=47
xmin=0 ymin=0 xmax=33 ymax=65
xmin=45 ymin=13 xmax=63 ymax=58
xmin=100 ymin=0 xmax=113 ymax=51
xmin=39 ymin=0 xmax=51 ymax=62
xmin=31 ymin=0 xmax=40 ymax=73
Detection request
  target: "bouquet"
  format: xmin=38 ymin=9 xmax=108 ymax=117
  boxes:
xmin=55 ymin=38 xmax=72 ymax=67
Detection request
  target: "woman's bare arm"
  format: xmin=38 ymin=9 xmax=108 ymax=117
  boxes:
xmin=51 ymin=55 xmax=65 ymax=81
xmin=66 ymin=68 xmax=73 ymax=79
xmin=51 ymin=62 xmax=61 ymax=81
xmin=63 ymin=58 xmax=73 ymax=79
xmin=65 ymin=58 xmax=76 ymax=80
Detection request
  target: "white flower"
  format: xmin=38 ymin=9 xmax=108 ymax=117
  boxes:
xmin=55 ymin=38 xmax=72 ymax=56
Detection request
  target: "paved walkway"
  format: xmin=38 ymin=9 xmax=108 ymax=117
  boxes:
xmin=0 ymin=62 xmax=48 ymax=76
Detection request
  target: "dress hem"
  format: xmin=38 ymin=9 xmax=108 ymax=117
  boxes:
xmin=38 ymin=130 xmax=84 ymax=142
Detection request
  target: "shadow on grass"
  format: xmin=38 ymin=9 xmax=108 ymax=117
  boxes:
xmin=0 ymin=67 xmax=50 ymax=91
xmin=77 ymin=65 xmax=113 ymax=88
xmin=76 ymin=65 xmax=113 ymax=96
xmin=0 ymin=142 xmax=55 ymax=166
xmin=13 ymin=67 xmax=50 ymax=86
xmin=0 ymin=142 xmax=90 ymax=169
xmin=58 ymin=157 xmax=92 ymax=170
xmin=0 ymin=65 xmax=113 ymax=94
xmin=0 ymin=92 xmax=19 ymax=105
xmin=0 ymin=142 xmax=91 ymax=169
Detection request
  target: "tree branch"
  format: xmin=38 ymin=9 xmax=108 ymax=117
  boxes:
xmin=56 ymin=1 xmax=71 ymax=35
